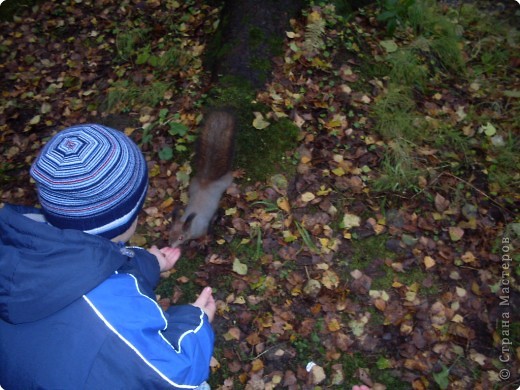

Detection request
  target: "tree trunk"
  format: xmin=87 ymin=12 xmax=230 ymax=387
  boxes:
xmin=206 ymin=0 xmax=304 ymax=89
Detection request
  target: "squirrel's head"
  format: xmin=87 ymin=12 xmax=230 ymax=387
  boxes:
xmin=169 ymin=212 xmax=196 ymax=248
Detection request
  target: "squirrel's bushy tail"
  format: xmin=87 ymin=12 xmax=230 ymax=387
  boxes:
xmin=195 ymin=110 xmax=236 ymax=182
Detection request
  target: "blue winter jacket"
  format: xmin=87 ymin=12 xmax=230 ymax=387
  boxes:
xmin=0 ymin=205 xmax=214 ymax=389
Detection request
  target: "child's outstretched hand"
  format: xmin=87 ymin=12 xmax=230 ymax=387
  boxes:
xmin=193 ymin=287 xmax=216 ymax=323
xmin=148 ymin=246 xmax=181 ymax=272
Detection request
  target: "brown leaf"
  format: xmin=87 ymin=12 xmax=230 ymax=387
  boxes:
xmin=282 ymin=370 xmax=297 ymax=386
xmin=223 ymin=327 xmax=241 ymax=341
xmin=434 ymin=193 xmax=450 ymax=212
xmin=246 ymin=332 xmax=261 ymax=346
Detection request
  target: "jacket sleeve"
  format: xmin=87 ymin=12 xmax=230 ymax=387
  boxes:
xmin=85 ymin=273 xmax=214 ymax=389
xmin=162 ymin=305 xmax=215 ymax=386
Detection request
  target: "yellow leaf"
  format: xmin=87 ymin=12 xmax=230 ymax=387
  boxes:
xmin=139 ymin=114 xmax=151 ymax=123
xmin=451 ymin=314 xmax=464 ymax=323
xmin=461 ymin=251 xmax=476 ymax=263
xmin=325 ymin=119 xmax=342 ymax=128
xmin=225 ymin=207 xmax=237 ymax=216
xmin=373 ymin=224 xmax=385 ymax=235
xmin=160 ymin=197 xmax=173 ymax=210
xmin=424 ymin=256 xmax=436 ymax=269
xmin=252 ymin=112 xmax=270 ymax=129
xmin=301 ymin=192 xmax=315 ymax=202
xmin=342 ymin=213 xmax=361 ymax=229
xmin=245 ymin=191 xmax=258 ymax=201
xmin=318 ymin=237 xmax=329 ymax=247
xmin=277 ymin=197 xmax=291 ymax=212
xmin=405 ymin=291 xmax=417 ymax=302
xmin=251 ymin=359 xmax=264 ymax=372
xmin=327 ymin=318 xmax=341 ymax=332
xmin=316 ymin=186 xmax=332 ymax=196
xmin=307 ymin=10 xmax=322 ymax=23
xmin=283 ymin=230 xmax=297 ymax=242
xmin=29 ymin=115 xmax=41 ymax=125
xmin=400 ymin=322 xmax=413 ymax=335
xmin=149 ymin=164 xmax=161 ymax=178
xmin=332 ymin=167 xmax=346 ymax=176
xmin=321 ymin=270 xmax=340 ymax=289
xmin=232 ymin=258 xmax=248 ymax=276
xmin=449 ymin=226 xmax=464 ymax=241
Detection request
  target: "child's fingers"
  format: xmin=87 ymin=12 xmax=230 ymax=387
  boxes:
xmin=160 ymin=247 xmax=181 ymax=262
xmin=194 ymin=287 xmax=213 ymax=306
xmin=193 ymin=287 xmax=215 ymax=322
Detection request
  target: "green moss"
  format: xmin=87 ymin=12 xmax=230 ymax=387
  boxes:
xmin=347 ymin=234 xmax=441 ymax=296
xmin=0 ymin=0 xmax=41 ymax=21
xmin=207 ymin=78 xmax=300 ymax=182
xmin=339 ymin=352 xmax=409 ymax=389
xmin=349 ymin=235 xmax=393 ymax=266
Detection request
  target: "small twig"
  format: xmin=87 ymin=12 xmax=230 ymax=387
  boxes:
xmin=412 ymin=170 xmax=513 ymax=215
xmin=440 ymin=171 xmax=512 ymax=213
xmin=252 ymin=346 xmax=275 ymax=360
xmin=304 ymin=265 xmax=311 ymax=280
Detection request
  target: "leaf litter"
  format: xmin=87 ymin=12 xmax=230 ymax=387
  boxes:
xmin=1 ymin=0 xmax=519 ymax=389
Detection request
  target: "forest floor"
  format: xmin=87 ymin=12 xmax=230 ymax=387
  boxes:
xmin=1 ymin=0 xmax=519 ymax=389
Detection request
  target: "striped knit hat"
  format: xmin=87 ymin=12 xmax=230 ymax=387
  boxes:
xmin=30 ymin=124 xmax=148 ymax=239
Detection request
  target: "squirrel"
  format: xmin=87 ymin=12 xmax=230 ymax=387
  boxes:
xmin=169 ymin=110 xmax=236 ymax=247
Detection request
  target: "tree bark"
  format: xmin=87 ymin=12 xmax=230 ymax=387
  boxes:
xmin=207 ymin=0 xmax=304 ymax=89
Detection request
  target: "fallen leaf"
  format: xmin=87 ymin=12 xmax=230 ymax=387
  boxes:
xmin=342 ymin=213 xmax=361 ymax=229
xmin=321 ymin=270 xmax=340 ymax=289
xmin=232 ymin=258 xmax=248 ymax=275
xmin=251 ymin=359 xmax=264 ymax=372
xmin=424 ymin=256 xmax=436 ymax=269
xmin=435 ymin=193 xmax=450 ymax=212
xmin=301 ymin=192 xmax=316 ymax=202
xmin=29 ymin=115 xmax=41 ymax=125
xmin=381 ymin=39 xmax=398 ymax=53
xmin=449 ymin=226 xmax=464 ymax=241
xmin=479 ymin=122 xmax=496 ymax=137
xmin=223 ymin=327 xmax=241 ymax=341
xmin=277 ymin=197 xmax=291 ymax=213
xmin=308 ymin=363 xmax=326 ymax=385
xmin=252 ymin=112 xmax=270 ymax=129
xmin=327 ymin=317 xmax=342 ymax=332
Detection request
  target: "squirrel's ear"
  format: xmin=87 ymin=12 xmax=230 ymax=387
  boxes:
xmin=183 ymin=213 xmax=196 ymax=230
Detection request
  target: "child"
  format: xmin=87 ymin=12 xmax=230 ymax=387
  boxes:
xmin=0 ymin=124 xmax=215 ymax=389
